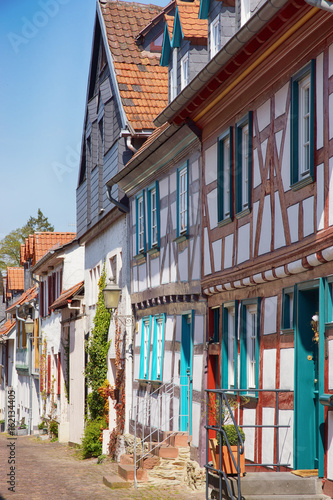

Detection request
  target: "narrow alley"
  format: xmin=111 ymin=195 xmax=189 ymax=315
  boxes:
xmin=0 ymin=434 xmax=206 ymax=500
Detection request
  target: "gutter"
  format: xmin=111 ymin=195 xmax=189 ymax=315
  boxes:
xmin=154 ymin=0 xmax=300 ymax=126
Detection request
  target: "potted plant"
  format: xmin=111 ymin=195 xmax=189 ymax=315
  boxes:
xmin=38 ymin=421 xmax=47 ymax=434
xmin=207 ymin=394 xmax=247 ymax=476
xmin=0 ymin=419 xmax=5 ymax=432
xmin=209 ymin=425 xmax=246 ymax=476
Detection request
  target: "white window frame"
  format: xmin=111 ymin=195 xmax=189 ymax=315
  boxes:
xmin=241 ymin=124 xmax=249 ymax=210
xmin=227 ymin=307 xmax=235 ymax=390
xmin=210 ymin=14 xmax=221 ymax=58
xmin=143 ymin=320 xmax=150 ymax=379
xmin=150 ymin=187 xmax=158 ymax=247
xmin=178 ymin=165 xmax=188 ymax=235
xmin=223 ymin=136 xmax=231 ymax=219
xmin=246 ymin=305 xmax=257 ymax=390
xmin=156 ymin=318 xmax=163 ymax=379
xmin=181 ymin=52 xmax=189 ymax=91
xmin=298 ymin=74 xmax=311 ymax=179
xmin=138 ymin=195 xmax=145 ymax=253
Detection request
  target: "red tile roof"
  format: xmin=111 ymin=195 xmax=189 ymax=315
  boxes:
xmin=20 ymin=232 xmax=76 ymax=266
xmin=164 ymin=0 xmax=207 ymax=45
xmin=0 ymin=318 xmax=16 ymax=337
xmin=6 ymin=267 xmax=24 ymax=291
xmin=6 ymin=286 xmax=38 ymax=313
xmin=176 ymin=0 xmax=207 ymax=43
xmin=100 ymin=0 xmax=168 ymax=131
xmin=50 ymin=281 xmax=84 ymax=310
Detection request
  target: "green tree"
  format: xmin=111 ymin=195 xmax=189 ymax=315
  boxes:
xmin=0 ymin=209 xmax=54 ymax=271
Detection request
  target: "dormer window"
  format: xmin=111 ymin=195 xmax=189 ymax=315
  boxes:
xmin=181 ymin=53 xmax=189 ymax=90
xmin=210 ymin=15 xmax=221 ymax=58
xmin=150 ymin=32 xmax=163 ymax=53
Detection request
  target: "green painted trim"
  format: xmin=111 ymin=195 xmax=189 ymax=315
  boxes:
xmin=172 ymin=8 xmax=183 ymax=48
xmin=290 ymin=61 xmax=315 ymax=188
xmin=136 ymin=191 xmax=146 ymax=255
xmin=139 ymin=316 xmax=152 ymax=379
xmin=318 ymin=278 xmax=325 ymax=478
xmin=213 ymin=307 xmax=220 ymax=343
xmin=161 ymin=23 xmax=171 ymax=67
xmin=199 ymin=0 xmax=209 ymax=19
xmin=151 ymin=314 xmax=165 ymax=381
xmin=239 ymin=302 xmax=247 ymax=393
xmin=221 ymin=305 xmax=228 ymax=389
xmin=217 ymin=127 xmax=233 ymax=223
xmin=235 ymin=113 xmax=252 ymax=215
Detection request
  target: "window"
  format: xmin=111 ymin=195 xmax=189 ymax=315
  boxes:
xmin=177 ymin=164 xmax=188 ymax=236
xmin=152 ymin=314 xmax=165 ymax=380
xmin=218 ymin=128 xmax=233 ymax=223
xmin=282 ymin=288 xmax=294 ymax=331
xmin=181 ymin=53 xmax=189 ymax=90
xmin=210 ymin=15 xmax=221 ymax=58
xmin=240 ymin=300 xmax=260 ymax=393
xmin=221 ymin=303 xmax=237 ymax=390
xmin=136 ymin=193 xmax=146 ymax=254
xmin=291 ymin=61 xmax=315 ymax=189
xmin=151 ymin=32 xmax=163 ymax=53
xmin=148 ymin=183 xmax=160 ymax=250
xmin=235 ymin=113 xmax=252 ymax=216
xmin=139 ymin=314 xmax=165 ymax=381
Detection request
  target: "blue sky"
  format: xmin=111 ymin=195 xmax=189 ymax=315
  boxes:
xmin=0 ymin=0 xmax=167 ymax=239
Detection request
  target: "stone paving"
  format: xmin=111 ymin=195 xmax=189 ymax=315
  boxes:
xmin=0 ymin=434 xmax=207 ymax=500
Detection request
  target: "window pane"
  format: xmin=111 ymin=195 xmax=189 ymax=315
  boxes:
xmin=242 ymin=125 xmax=249 ymax=209
xmin=223 ymin=137 xmax=230 ymax=218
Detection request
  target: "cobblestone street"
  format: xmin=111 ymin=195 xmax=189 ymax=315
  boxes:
xmin=0 ymin=434 xmax=206 ymax=500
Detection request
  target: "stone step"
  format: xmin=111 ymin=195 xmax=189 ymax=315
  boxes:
xmin=208 ymin=472 xmax=330 ymax=499
xmin=151 ymin=444 xmax=179 ymax=459
xmin=240 ymin=473 xmax=321 ymax=496
xmin=243 ymin=496 xmax=329 ymax=500
xmin=103 ymin=474 xmax=132 ymax=489
xmin=117 ymin=464 xmax=148 ymax=482
xmin=164 ymin=432 xmax=189 ymax=448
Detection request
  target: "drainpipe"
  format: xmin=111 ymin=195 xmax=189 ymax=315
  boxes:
xmin=106 ymin=185 xmax=130 ymax=213
xmin=126 ymin=135 xmax=137 ymax=154
xmin=304 ymin=0 xmax=333 ymax=11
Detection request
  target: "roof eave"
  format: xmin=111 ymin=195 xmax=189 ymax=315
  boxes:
xmin=154 ymin=0 xmax=291 ymax=127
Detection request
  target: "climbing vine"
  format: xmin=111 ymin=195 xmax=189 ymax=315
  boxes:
xmin=85 ymin=264 xmax=111 ymax=420
xmin=108 ymin=317 xmax=125 ymax=459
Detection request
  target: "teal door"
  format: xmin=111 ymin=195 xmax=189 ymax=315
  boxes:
xmin=180 ymin=313 xmax=192 ymax=433
xmin=295 ymin=288 xmax=319 ymax=469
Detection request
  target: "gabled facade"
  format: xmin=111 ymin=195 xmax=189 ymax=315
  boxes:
xmin=76 ymin=0 xmax=169 ymax=447
xmin=29 ymin=236 xmax=84 ymax=442
xmin=109 ymin=120 xmax=207 ymax=463
xmin=161 ymin=0 xmax=208 ymax=102
xmin=155 ymin=0 xmax=333 ymax=493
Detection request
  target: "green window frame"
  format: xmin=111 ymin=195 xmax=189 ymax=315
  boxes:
xmin=218 ymin=128 xmax=233 ymax=224
xmin=147 ymin=182 xmax=160 ymax=250
xmin=221 ymin=302 xmax=238 ymax=391
xmin=139 ymin=316 xmax=151 ymax=380
xmin=290 ymin=60 xmax=315 ymax=190
xmin=235 ymin=112 xmax=252 ymax=217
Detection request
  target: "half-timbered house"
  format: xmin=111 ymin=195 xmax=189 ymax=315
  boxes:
xmin=155 ymin=0 xmax=333 ymax=493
